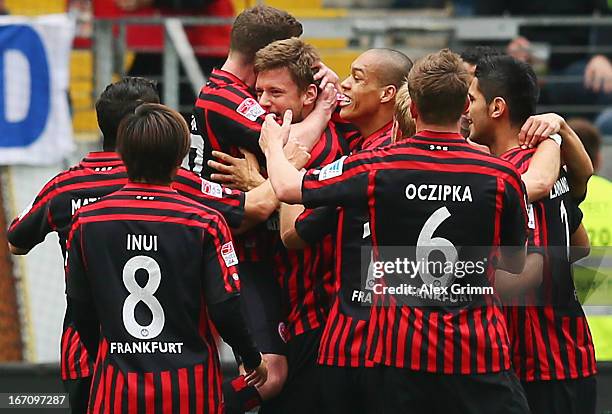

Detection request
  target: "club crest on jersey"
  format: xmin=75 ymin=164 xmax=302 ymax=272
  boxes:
xmin=201 ymin=179 xmax=223 ymax=198
xmin=278 ymin=322 xmax=289 ymax=343
xmin=236 ymin=98 xmax=265 ymax=121
xmin=318 ymin=156 xmax=347 ymax=181
xmin=221 ymin=242 xmax=239 ymax=267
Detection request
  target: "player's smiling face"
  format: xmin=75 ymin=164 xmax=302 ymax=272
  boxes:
xmin=256 ymin=67 xmax=314 ymax=123
xmin=467 ymin=77 xmax=494 ymax=147
xmin=339 ymin=52 xmax=383 ymax=123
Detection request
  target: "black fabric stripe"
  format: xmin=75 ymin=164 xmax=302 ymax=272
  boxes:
xmin=108 ymin=365 xmax=118 ymax=414
xmin=467 ymin=311 xmax=478 ymax=373
xmin=170 ymin=369 xmax=180 ymax=413
xmin=73 ymin=336 xmax=83 ymax=378
xmin=310 ymin=127 xmax=335 ymax=168
xmin=199 ymin=91 xmax=245 ymax=112
xmin=136 ymin=373 xmax=145 ymax=414
xmin=535 ymin=307 xmax=556 ymax=379
xmin=153 ymin=372 xmax=163 ymax=413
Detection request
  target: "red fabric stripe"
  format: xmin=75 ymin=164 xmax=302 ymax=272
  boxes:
xmin=530 ymin=310 xmax=550 ymax=378
xmin=524 ymin=308 xmax=536 ymax=380
xmin=427 ymin=313 xmax=439 ymax=372
xmin=396 ymin=307 xmax=409 ymax=368
xmin=459 ymin=311 xmax=471 ymax=374
xmin=585 ymin=321 xmax=597 ymax=374
xmin=443 ymin=313 xmax=454 ymax=374
xmin=104 ymin=364 xmax=114 ymax=414
xmin=114 ymin=370 xmax=124 ymax=414
xmin=410 ymin=308 xmax=423 ymax=370
xmin=545 ymin=307 xmax=565 ymax=378
xmin=201 ymin=101 xmax=262 ymax=133
xmin=563 ymin=317 xmax=579 ymax=378
xmin=161 ymin=371 xmax=172 ymax=413
xmin=127 ymin=373 xmax=137 ymax=414
xmin=576 ymin=317 xmax=589 ymax=377
xmin=178 ymin=368 xmax=189 ymax=414
xmin=92 ymin=362 xmax=105 ymax=413
xmin=473 ymin=308 xmax=486 ymax=373
xmin=487 ymin=306 xmax=501 ymax=372
xmin=144 ymin=373 xmax=154 ymax=414
xmin=205 ymin=108 xmax=222 ymax=154
xmin=195 ymin=364 xmax=204 ymax=414
xmin=60 ymin=327 xmax=70 ymax=379
xmin=336 ymin=315 xmax=352 ymax=366
xmin=384 ymin=305 xmax=396 ymax=366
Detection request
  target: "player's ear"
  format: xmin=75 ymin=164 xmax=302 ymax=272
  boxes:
xmin=303 ymin=84 xmax=318 ymax=106
xmin=490 ymin=97 xmax=506 ymax=120
xmin=463 ymin=97 xmax=470 ymax=115
xmin=380 ymin=85 xmax=397 ymax=104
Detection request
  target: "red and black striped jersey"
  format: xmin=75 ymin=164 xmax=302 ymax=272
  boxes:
xmin=274 ymin=121 xmax=350 ymax=340
xmin=303 ymin=131 xmax=528 ymax=374
xmin=501 ymin=147 xmax=597 ymax=381
xmin=7 ymin=152 xmax=245 ymax=381
xmin=66 ymin=183 xmax=240 ymax=414
xmin=187 ymin=68 xmax=271 ymax=263
xmin=298 ymin=121 xmax=394 ymax=367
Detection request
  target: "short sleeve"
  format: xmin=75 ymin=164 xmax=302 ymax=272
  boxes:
xmin=295 ymin=206 xmax=338 ymax=244
xmin=7 ymin=176 xmax=58 ymax=251
xmin=301 ymin=154 xmax=370 ymax=209
xmin=201 ymin=214 xmax=241 ymax=305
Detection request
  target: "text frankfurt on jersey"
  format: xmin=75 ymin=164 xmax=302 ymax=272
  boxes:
xmin=110 ymin=341 xmax=184 ymax=354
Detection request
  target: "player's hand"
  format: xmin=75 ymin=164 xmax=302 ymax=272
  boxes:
xmin=519 ymin=113 xmax=565 ymax=149
xmin=244 ymin=354 xmax=268 ymax=388
xmin=283 ymin=138 xmax=311 ymax=170
xmin=260 ymin=110 xmax=292 ymax=154
xmin=315 ymin=83 xmax=338 ymax=117
xmin=114 ymin=0 xmax=153 ymax=11
xmin=506 ymin=36 xmax=532 ymax=63
xmin=313 ymin=61 xmax=341 ymax=91
xmin=584 ymin=55 xmax=612 ymax=94
xmin=208 ymin=149 xmax=265 ymax=191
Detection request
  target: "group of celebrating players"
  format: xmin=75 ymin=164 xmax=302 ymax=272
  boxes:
xmin=6 ymin=4 xmax=598 ymax=414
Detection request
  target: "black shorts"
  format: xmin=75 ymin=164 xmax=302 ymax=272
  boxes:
xmin=381 ymin=366 xmax=530 ymax=414
xmin=63 ymin=376 xmax=92 ymax=414
xmin=261 ymin=329 xmax=324 ymax=414
xmin=238 ymin=261 xmax=286 ymax=355
xmin=521 ymin=376 xmax=597 ymax=414
xmin=318 ymin=365 xmax=383 ymax=414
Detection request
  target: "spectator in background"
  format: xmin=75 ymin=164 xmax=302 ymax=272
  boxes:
xmin=94 ymin=0 xmax=234 ymax=112
xmin=475 ymin=0 xmax=612 ymax=130
xmin=0 ymin=0 xmax=7 ymax=14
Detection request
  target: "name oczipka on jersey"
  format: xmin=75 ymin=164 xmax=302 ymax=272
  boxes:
xmin=110 ymin=341 xmax=184 ymax=354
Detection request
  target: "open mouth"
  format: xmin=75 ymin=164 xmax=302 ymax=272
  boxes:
xmin=337 ymin=93 xmax=352 ymax=107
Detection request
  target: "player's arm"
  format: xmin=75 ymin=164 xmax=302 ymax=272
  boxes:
xmin=289 ymin=84 xmax=337 ymax=151
xmin=64 ymin=218 xmax=100 ymax=358
xmin=7 ymin=176 xmax=60 ymax=255
xmin=521 ymin=139 xmax=560 ymax=203
xmin=202 ymin=216 xmax=266 ymax=385
xmin=519 ymin=113 xmax=593 ymax=201
xmin=237 ymin=180 xmax=279 ymax=234
xmin=281 ymin=205 xmax=337 ymax=249
xmin=495 ymin=252 xmax=543 ymax=300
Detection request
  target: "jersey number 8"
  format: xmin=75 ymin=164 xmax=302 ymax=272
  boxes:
xmin=122 ymin=255 xmax=166 ymax=340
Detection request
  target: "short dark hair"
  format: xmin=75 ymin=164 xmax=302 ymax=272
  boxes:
xmin=408 ymin=49 xmax=470 ymax=125
xmin=95 ymin=77 xmax=159 ymax=151
xmin=117 ymin=104 xmax=190 ymax=183
xmin=230 ymin=5 xmax=303 ymax=63
xmin=567 ymin=117 xmax=602 ymax=165
xmin=460 ymin=46 xmax=502 ymax=66
xmin=474 ymin=55 xmax=539 ymax=126
xmin=254 ymin=37 xmax=320 ymax=92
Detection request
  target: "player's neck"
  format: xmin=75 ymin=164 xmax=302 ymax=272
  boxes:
xmin=490 ymin=124 xmax=521 ymax=156
xmin=415 ymin=119 xmax=460 ymax=135
xmin=357 ymin=109 xmax=394 ymax=139
xmin=221 ymin=55 xmax=256 ymax=88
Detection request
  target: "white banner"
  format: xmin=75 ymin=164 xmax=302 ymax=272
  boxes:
xmin=0 ymin=14 xmax=75 ymax=165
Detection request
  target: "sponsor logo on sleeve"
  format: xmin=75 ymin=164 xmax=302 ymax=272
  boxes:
xmin=221 ymin=242 xmax=239 ymax=267
xmin=318 ymin=156 xmax=347 ymax=181
xmin=201 ymin=179 xmax=223 ymax=198
xmin=236 ymin=98 xmax=265 ymax=121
